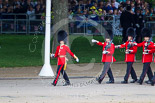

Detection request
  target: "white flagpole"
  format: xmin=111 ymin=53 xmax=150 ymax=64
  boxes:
xmin=39 ymin=0 xmax=54 ymax=77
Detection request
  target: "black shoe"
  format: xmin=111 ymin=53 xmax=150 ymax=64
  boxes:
xmin=52 ymin=82 xmax=56 ymax=86
xmin=63 ymin=82 xmax=71 ymax=86
xmin=145 ymin=80 xmax=149 ymax=83
xmin=96 ymin=77 xmax=102 ymax=84
xmin=106 ymin=80 xmax=114 ymax=84
xmin=137 ymin=79 xmax=143 ymax=85
xmin=151 ymin=81 xmax=154 ymax=86
xmin=145 ymin=80 xmax=152 ymax=84
xmin=130 ymin=79 xmax=137 ymax=83
xmin=121 ymin=80 xmax=128 ymax=84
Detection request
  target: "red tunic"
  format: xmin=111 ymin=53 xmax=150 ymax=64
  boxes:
xmin=147 ymin=44 xmax=155 ymax=49
xmin=137 ymin=41 xmax=154 ymax=63
xmin=54 ymin=45 xmax=75 ymax=65
xmin=148 ymin=49 xmax=155 ymax=63
xmin=97 ymin=42 xmax=116 ymax=62
xmin=119 ymin=41 xmax=137 ymax=62
xmin=148 ymin=49 xmax=155 ymax=53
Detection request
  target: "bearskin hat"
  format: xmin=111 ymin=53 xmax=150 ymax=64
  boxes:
xmin=105 ymin=30 xmax=113 ymax=40
xmin=141 ymin=28 xmax=151 ymax=37
xmin=126 ymin=27 xmax=135 ymax=37
xmin=57 ymin=30 xmax=67 ymax=43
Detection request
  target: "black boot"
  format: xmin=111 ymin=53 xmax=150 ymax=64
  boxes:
xmin=96 ymin=77 xmax=102 ymax=84
xmin=145 ymin=80 xmax=151 ymax=84
xmin=121 ymin=80 xmax=128 ymax=84
xmin=151 ymin=81 xmax=154 ymax=86
xmin=63 ymin=82 xmax=71 ymax=86
xmin=137 ymin=79 xmax=143 ymax=85
xmin=52 ymin=82 xmax=56 ymax=86
xmin=106 ymin=80 xmax=114 ymax=84
xmin=146 ymin=80 xmax=152 ymax=84
xmin=151 ymin=72 xmax=155 ymax=86
xmin=130 ymin=79 xmax=138 ymax=83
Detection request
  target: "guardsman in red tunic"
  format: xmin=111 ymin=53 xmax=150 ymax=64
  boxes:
xmin=144 ymin=44 xmax=155 ymax=86
xmin=51 ymin=30 xmax=79 ymax=86
xmin=92 ymin=33 xmax=116 ymax=84
xmin=136 ymin=28 xmax=154 ymax=85
xmin=115 ymin=27 xmax=138 ymax=84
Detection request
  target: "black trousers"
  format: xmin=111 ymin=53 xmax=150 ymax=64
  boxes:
xmin=124 ymin=62 xmax=137 ymax=81
xmin=140 ymin=63 xmax=153 ymax=82
xmin=152 ymin=72 xmax=155 ymax=83
xmin=99 ymin=62 xmax=114 ymax=82
xmin=122 ymin=28 xmax=127 ymax=43
xmin=53 ymin=65 xmax=70 ymax=85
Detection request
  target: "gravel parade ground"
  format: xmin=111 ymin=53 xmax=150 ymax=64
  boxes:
xmin=0 ymin=62 xmax=155 ymax=103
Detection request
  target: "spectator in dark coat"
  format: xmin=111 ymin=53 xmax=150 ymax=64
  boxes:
xmin=13 ymin=4 xmax=21 ymax=19
xmin=120 ymin=5 xmax=135 ymax=43
xmin=134 ymin=8 xmax=145 ymax=43
xmin=7 ymin=6 xmax=14 ymax=19
xmin=35 ymin=4 xmax=41 ymax=19
xmin=104 ymin=2 xmax=113 ymax=13
xmin=0 ymin=8 xmax=2 ymax=19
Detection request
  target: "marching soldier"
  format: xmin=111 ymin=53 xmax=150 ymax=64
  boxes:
xmin=92 ymin=33 xmax=116 ymax=84
xmin=144 ymin=42 xmax=155 ymax=86
xmin=136 ymin=28 xmax=154 ymax=85
xmin=115 ymin=27 xmax=138 ymax=84
xmin=51 ymin=30 xmax=79 ymax=86
xmin=144 ymin=48 xmax=155 ymax=86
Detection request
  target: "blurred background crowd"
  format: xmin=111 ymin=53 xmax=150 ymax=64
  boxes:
xmin=0 ymin=0 xmax=46 ymax=19
xmin=68 ymin=0 xmax=155 ymax=21
xmin=0 ymin=0 xmax=154 ymax=37
xmin=0 ymin=0 xmax=154 ymax=20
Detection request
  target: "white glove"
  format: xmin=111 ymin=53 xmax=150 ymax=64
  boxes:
xmin=50 ymin=53 xmax=55 ymax=58
xmin=115 ymin=45 xmax=120 ymax=48
xmin=143 ymin=50 xmax=150 ymax=54
xmin=92 ymin=39 xmax=98 ymax=43
xmin=76 ymin=58 xmax=79 ymax=62
xmin=134 ymin=43 xmax=137 ymax=45
xmin=103 ymin=51 xmax=108 ymax=54
xmin=144 ymin=43 xmax=147 ymax=46
xmin=125 ymin=51 xmax=129 ymax=54
xmin=129 ymin=50 xmax=133 ymax=52
xmin=143 ymin=52 xmax=148 ymax=54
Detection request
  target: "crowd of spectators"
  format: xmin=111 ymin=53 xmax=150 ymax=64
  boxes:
xmin=0 ymin=0 xmax=45 ymax=19
xmin=0 ymin=0 xmax=154 ymax=33
xmin=0 ymin=0 xmax=154 ymax=20
xmin=68 ymin=0 xmax=155 ymax=21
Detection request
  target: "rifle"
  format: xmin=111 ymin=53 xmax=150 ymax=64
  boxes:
xmin=127 ymin=37 xmax=136 ymax=50
xmin=144 ymin=37 xmax=152 ymax=51
xmin=103 ymin=40 xmax=113 ymax=54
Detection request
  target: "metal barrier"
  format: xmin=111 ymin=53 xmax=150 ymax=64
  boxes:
xmin=0 ymin=14 xmax=155 ymax=35
xmin=145 ymin=16 xmax=155 ymax=36
xmin=69 ymin=15 xmax=114 ymax=35
xmin=0 ymin=19 xmax=44 ymax=34
xmin=0 ymin=13 xmax=44 ymax=34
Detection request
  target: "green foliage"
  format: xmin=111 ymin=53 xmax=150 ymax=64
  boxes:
xmin=0 ymin=35 xmax=143 ymax=67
